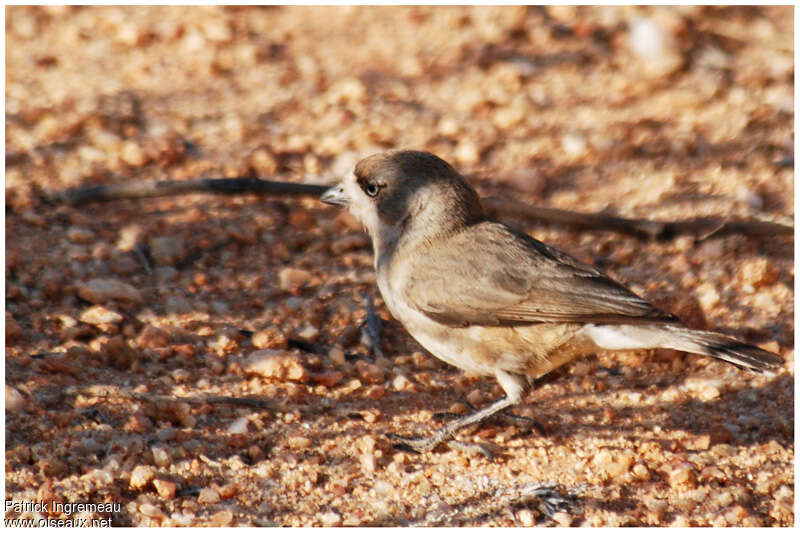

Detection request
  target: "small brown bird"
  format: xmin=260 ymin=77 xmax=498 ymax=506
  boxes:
xmin=321 ymin=149 xmax=783 ymax=454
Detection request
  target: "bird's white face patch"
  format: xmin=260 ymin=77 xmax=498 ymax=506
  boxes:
xmin=342 ymin=168 xmax=381 ymax=238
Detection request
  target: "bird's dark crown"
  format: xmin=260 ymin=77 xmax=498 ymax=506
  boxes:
xmin=354 ymin=150 xmax=485 ymax=231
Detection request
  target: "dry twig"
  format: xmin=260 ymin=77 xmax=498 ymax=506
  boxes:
xmin=57 ymin=177 xmax=793 ymax=240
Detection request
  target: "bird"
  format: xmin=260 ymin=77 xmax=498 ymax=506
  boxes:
xmin=320 ymin=149 xmax=783 ymax=455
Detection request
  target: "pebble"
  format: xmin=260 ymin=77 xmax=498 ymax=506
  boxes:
xmin=594 ymin=449 xmax=634 ymax=479
xmin=101 ymin=336 xmax=137 ymax=370
xmin=244 ymin=350 xmax=309 ymax=382
xmin=738 ymin=258 xmax=779 ymax=288
xmin=209 ymin=509 xmax=234 ymax=527
xmin=5 ymin=315 xmax=23 ymax=344
xmin=355 ymin=360 xmax=385 ymax=383
xmin=129 ymin=465 xmax=155 ymax=490
xmin=252 ymin=328 xmax=287 ymax=349
xmin=517 ymin=508 xmax=536 ymax=527
xmin=695 ymin=282 xmax=720 ymax=311
xmin=668 ymin=462 xmax=697 ymax=489
xmin=139 ymin=502 xmax=165 ymax=519
xmin=151 ymin=446 xmax=170 ymax=468
xmin=561 ymin=132 xmax=588 ymax=156
xmin=67 ymin=227 xmax=96 ymax=244
xmin=296 ymin=324 xmax=319 ymax=341
xmin=319 ymin=510 xmax=342 ymax=527
xmin=309 ymin=370 xmax=344 ymax=388
xmin=629 ymin=17 xmax=667 ymax=60
xmin=632 ymin=462 xmax=651 ymax=481
xmin=278 ymin=267 xmax=313 ymax=291
xmin=552 ymin=511 xmax=571 ymax=527
xmin=454 ymin=140 xmax=480 ymax=166
xmin=363 ymin=384 xmax=386 ymax=400
xmin=198 ymin=487 xmax=220 ymax=505
xmin=149 ymin=236 xmax=187 ymax=267
xmin=77 ymin=278 xmax=143 ymax=305
xmin=287 ymin=436 xmax=312 ymax=450
xmin=391 ymin=373 xmax=415 ymax=392
xmin=5 ymin=385 xmax=26 ymax=412
xmin=80 ymin=305 xmax=124 ymax=325
xmin=119 ymin=140 xmax=147 ymax=167
xmin=153 ymin=479 xmax=177 ymax=499
xmin=228 ymin=416 xmax=249 ymax=434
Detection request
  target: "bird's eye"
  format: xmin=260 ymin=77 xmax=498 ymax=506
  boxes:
xmin=365 ymin=183 xmax=380 ymax=197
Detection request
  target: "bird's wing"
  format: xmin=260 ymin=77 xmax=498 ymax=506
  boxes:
xmin=401 ymin=221 xmax=678 ymax=327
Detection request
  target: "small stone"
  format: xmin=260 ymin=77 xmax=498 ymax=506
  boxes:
xmin=454 ymin=140 xmax=480 ymax=166
xmin=129 ymin=465 xmax=155 ymax=490
xmin=278 ymin=267 xmax=313 ymax=291
xmin=328 ymin=345 xmax=347 ymax=366
xmin=138 ymin=325 xmax=170 ymax=349
xmin=244 ymin=350 xmax=309 ymax=382
xmin=149 ymin=236 xmax=187 ymax=267
xmin=391 ymin=373 xmax=415 ymax=392
xmin=296 ymin=324 xmax=319 ymax=341
xmin=552 ymin=511 xmax=571 ymax=527
xmin=151 ymin=446 xmax=170 ymax=468
xmin=287 ymin=436 xmax=312 ymax=450
xmin=139 ymin=502 xmax=165 ymax=519
xmin=124 ymin=412 xmax=154 ymax=434
xmin=78 ymin=278 xmax=143 ymax=305
xmin=695 ymin=282 xmax=720 ymax=312
xmin=319 ymin=511 xmax=342 ymax=527
xmin=629 ymin=17 xmax=667 ymax=60
xmin=228 ymin=416 xmax=249 ymax=434
xmin=209 ymin=509 xmax=233 ymax=527
xmin=517 ymin=508 xmax=536 ymax=527
xmin=561 ymin=132 xmax=587 ymax=156
xmin=250 ymin=147 xmax=278 ymax=175
xmin=363 ymin=384 xmax=386 ymax=400
xmin=5 ymin=314 xmax=23 ymax=344
xmin=198 ymin=487 xmax=220 ymax=504
xmin=465 ymin=389 xmax=484 ymax=406
xmin=632 ymin=463 xmax=651 ymax=481
xmin=101 ymin=336 xmax=137 ymax=370
xmin=252 ymin=328 xmax=287 ymax=349
xmin=5 ymin=385 xmax=26 ymax=412
xmin=153 ymin=479 xmax=177 ymax=499
xmin=119 ymin=140 xmax=147 ymax=167
xmin=738 ymin=258 xmax=779 ymax=288
xmin=67 ymin=227 xmax=96 ymax=244
xmin=694 ymin=434 xmax=711 ymax=451
xmin=80 ymin=305 xmax=124 ymax=325
xmin=309 ymin=370 xmax=344 ymax=388
xmin=668 ymin=462 xmax=697 ymax=489
xmin=355 ymin=360 xmax=385 ymax=384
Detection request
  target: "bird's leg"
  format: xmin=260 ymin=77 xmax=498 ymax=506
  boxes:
xmin=389 ymin=371 xmax=529 ymax=456
xmin=433 ymin=399 xmax=539 ymax=431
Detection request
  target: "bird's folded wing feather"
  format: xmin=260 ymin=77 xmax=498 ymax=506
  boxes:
xmin=402 ymin=221 xmax=677 ymax=327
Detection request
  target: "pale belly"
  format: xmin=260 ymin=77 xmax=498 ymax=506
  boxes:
xmin=378 ymin=275 xmax=596 ymax=378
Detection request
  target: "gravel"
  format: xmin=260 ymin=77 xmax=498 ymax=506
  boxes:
xmin=5 ymin=5 xmax=793 ymax=527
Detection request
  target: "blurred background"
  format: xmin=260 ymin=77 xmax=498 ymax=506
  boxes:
xmin=6 ymin=5 xmax=793 ymax=216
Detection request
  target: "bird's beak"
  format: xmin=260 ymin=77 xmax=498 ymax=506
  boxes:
xmin=320 ymin=183 xmax=351 ymax=207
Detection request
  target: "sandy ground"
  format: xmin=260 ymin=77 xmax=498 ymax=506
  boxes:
xmin=5 ymin=5 xmax=794 ymax=526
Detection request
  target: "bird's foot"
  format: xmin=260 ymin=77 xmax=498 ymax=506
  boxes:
xmin=433 ymin=401 xmax=540 ymax=433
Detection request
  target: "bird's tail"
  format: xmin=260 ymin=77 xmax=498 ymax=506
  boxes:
xmin=584 ymin=324 xmax=783 ymax=372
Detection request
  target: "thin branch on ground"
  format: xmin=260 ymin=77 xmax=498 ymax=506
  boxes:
xmin=56 ymin=176 xmax=793 ymax=240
